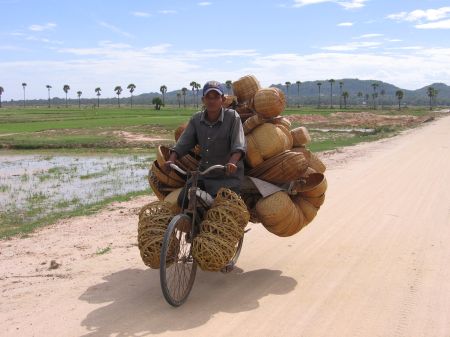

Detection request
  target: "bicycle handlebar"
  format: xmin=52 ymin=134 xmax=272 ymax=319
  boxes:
xmin=169 ymin=163 xmax=225 ymax=176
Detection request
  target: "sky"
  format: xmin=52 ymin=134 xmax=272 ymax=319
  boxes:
xmin=1 ymin=0 xmax=450 ymax=100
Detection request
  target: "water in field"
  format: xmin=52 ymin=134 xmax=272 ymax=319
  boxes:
xmin=0 ymin=154 xmax=154 ymax=231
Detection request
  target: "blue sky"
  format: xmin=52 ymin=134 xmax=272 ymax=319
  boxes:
xmin=1 ymin=0 xmax=450 ymax=100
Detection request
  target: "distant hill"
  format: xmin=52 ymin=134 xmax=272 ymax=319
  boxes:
xmin=2 ymin=79 xmax=449 ymax=107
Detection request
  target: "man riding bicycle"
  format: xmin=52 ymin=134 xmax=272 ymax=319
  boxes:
xmin=164 ymin=80 xmax=246 ymax=207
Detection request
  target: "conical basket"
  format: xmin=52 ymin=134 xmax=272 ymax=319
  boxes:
xmin=253 ymin=87 xmax=286 ymax=118
xmin=232 ymin=75 xmax=261 ymax=103
xmin=291 ymin=127 xmax=311 ymax=146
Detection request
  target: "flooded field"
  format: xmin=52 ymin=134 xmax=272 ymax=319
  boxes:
xmin=0 ymin=153 xmax=154 ymax=236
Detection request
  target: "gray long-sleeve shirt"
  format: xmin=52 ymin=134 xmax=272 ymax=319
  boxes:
xmin=172 ymin=108 xmax=246 ymax=196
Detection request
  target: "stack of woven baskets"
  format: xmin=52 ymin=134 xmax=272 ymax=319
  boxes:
xmin=192 ymin=188 xmax=249 ymax=271
xmin=227 ymin=74 xmax=328 ymax=237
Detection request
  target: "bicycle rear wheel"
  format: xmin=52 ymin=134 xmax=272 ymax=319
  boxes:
xmin=160 ymin=214 xmax=197 ymax=306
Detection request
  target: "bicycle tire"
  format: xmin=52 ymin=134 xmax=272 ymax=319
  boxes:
xmin=160 ymin=214 xmax=197 ymax=307
xmin=230 ymin=236 xmax=244 ymax=265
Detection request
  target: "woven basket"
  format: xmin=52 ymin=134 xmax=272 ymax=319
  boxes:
xmin=267 ymin=116 xmax=292 ymax=129
xmin=255 ymin=191 xmax=305 ymax=237
xmin=291 ymin=147 xmax=326 ymax=173
xmin=192 ymin=232 xmax=237 ymax=271
xmin=232 ymin=75 xmax=261 ymax=103
xmin=243 ymin=114 xmax=265 ymax=135
xmin=222 ymin=95 xmax=237 ymax=108
xmin=303 ymin=193 xmax=325 ymax=208
xmin=174 ymin=124 xmax=187 ymax=142
xmin=298 ymin=173 xmax=328 ymax=198
xmin=253 ymin=88 xmax=286 ymax=118
xmin=291 ymin=127 xmax=311 ymax=146
xmin=151 ymin=160 xmax=185 ymax=188
xmin=147 ymin=171 xmax=170 ymax=200
xmin=293 ymin=197 xmax=318 ymax=225
xmin=248 ymin=151 xmax=308 ymax=184
xmin=245 ymin=123 xmax=293 ymax=168
xmin=137 ymin=201 xmax=178 ymax=269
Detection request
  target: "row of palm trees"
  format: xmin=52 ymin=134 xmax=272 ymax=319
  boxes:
xmin=0 ymin=81 xmax=440 ymax=110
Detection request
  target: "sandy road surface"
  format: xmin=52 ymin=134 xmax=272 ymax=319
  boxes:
xmin=1 ymin=116 xmax=449 ymax=337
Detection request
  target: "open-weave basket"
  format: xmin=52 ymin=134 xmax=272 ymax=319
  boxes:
xmin=247 ymin=150 xmax=308 ymax=184
xmin=137 ymin=201 xmax=178 ymax=269
xmin=245 ymin=123 xmax=293 ymax=168
xmin=291 ymin=147 xmax=326 ymax=173
xmin=151 ymin=160 xmax=185 ymax=188
xmin=232 ymin=75 xmax=261 ymax=103
xmin=291 ymin=127 xmax=311 ymax=146
xmin=253 ymin=87 xmax=286 ymax=118
xmin=255 ymin=191 xmax=305 ymax=237
xmin=192 ymin=232 xmax=237 ymax=272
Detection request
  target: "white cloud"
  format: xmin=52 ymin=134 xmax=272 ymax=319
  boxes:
xmin=131 ymin=11 xmax=151 ymax=17
xmin=98 ymin=21 xmax=134 ymax=38
xmin=387 ymin=7 xmax=450 ymax=22
xmin=322 ymin=41 xmax=381 ymax=51
xmin=293 ymin=0 xmax=367 ymax=9
xmin=355 ymin=33 xmax=383 ymax=39
xmin=338 ymin=22 xmax=353 ymax=26
xmin=198 ymin=2 xmax=212 ymax=6
xmin=158 ymin=10 xmax=177 ymax=14
xmin=29 ymin=22 xmax=56 ymax=31
xmin=415 ymin=19 xmax=450 ymax=29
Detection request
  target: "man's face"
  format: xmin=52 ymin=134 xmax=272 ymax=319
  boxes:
xmin=202 ymin=91 xmax=225 ymax=112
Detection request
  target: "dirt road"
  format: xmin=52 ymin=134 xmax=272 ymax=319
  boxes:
xmin=1 ymin=116 xmax=449 ymax=337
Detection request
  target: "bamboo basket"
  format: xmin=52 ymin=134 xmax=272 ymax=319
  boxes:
xmin=267 ymin=116 xmax=292 ymax=130
xmin=164 ymin=188 xmax=182 ymax=212
xmin=174 ymin=124 xmax=187 ymax=142
xmin=151 ymin=160 xmax=185 ymax=188
xmin=147 ymin=171 xmax=169 ymax=201
xmin=291 ymin=147 xmax=326 ymax=173
xmin=243 ymin=114 xmax=265 ymax=135
xmin=298 ymin=173 xmax=328 ymax=198
xmin=222 ymin=95 xmax=237 ymax=108
xmin=303 ymin=194 xmax=326 ymax=208
xmin=291 ymin=127 xmax=311 ymax=146
xmin=245 ymin=123 xmax=293 ymax=168
xmin=232 ymin=75 xmax=261 ymax=103
xmin=293 ymin=197 xmax=318 ymax=225
xmin=253 ymin=87 xmax=286 ymax=118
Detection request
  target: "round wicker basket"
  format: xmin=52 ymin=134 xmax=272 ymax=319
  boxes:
xmin=268 ymin=116 xmax=292 ymax=130
xmin=174 ymin=124 xmax=187 ymax=142
xmin=164 ymin=188 xmax=182 ymax=212
xmin=147 ymin=171 xmax=170 ymax=201
xmin=291 ymin=147 xmax=326 ymax=173
xmin=151 ymin=160 xmax=185 ymax=188
xmin=243 ymin=114 xmax=265 ymax=135
xmin=291 ymin=127 xmax=311 ymax=146
xmin=299 ymin=173 xmax=328 ymax=198
xmin=232 ymin=75 xmax=261 ymax=103
xmin=222 ymin=95 xmax=237 ymax=108
xmin=245 ymin=123 xmax=293 ymax=168
xmin=253 ymin=87 xmax=286 ymax=118
xmin=303 ymin=193 xmax=325 ymax=208
xmin=293 ymin=197 xmax=318 ymax=225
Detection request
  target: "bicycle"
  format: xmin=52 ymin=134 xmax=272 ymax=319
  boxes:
xmin=160 ymin=163 xmax=244 ymax=307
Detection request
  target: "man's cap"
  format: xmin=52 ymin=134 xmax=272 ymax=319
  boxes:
xmin=203 ymin=81 xmax=225 ymax=96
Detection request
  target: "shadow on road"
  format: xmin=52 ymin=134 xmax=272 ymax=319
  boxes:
xmin=79 ymin=267 xmax=297 ymax=336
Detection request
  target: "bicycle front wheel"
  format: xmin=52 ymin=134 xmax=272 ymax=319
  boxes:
xmin=160 ymin=214 xmax=197 ymax=307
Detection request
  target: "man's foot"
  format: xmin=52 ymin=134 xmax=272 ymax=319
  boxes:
xmin=220 ymin=262 xmax=235 ymax=273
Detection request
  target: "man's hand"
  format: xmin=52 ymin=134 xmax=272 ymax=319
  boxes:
xmin=225 ymin=162 xmax=237 ymax=175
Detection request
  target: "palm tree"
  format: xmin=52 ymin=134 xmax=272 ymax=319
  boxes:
xmin=114 ymin=86 xmax=123 ymax=107
xmin=225 ymin=80 xmax=232 ymax=95
xmin=46 ymin=85 xmax=52 ymax=108
xmin=194 ymin=82 xmax=201 ymax=108
xmin=317 ymin=82 xmax=322 ymax=108
xmin=0 ymin=86 xmax=4 ymax=108
xmin=63 ymin=84 xmax=70 ymax=108
xmin=342 ymin=91 xmax=349 ymax=108
xmin=357 ymin=91 xmax=363 ymax=106
xmin=328 ymin=79 xmax=335 ymax=108
xmin=339 ymin=81 xmax=343 ymax=109
xmin=189 ymin=81 xmax=197 ymax=107
xmin=380 ymin=88 xmax=385 ymax=110
xmin=176 ymin=92 xmax=181 ymax=108
xmin=160 ymin=85 xmax=167 ymax=106
xmin=395 ymin=90 xmax=404 ymax=110
xmin=95 ymin=87 xmax=101 ymax=108
xmin=127 ymin=84 xmax=136 ymax=108
xmin=181 ymin=87 xmax=188 ymax=108
xmin=295 ymin=81 xmax=301 ymax=108
xmin=22 ymin=82 xmax=27 ymax=107
xmin=371 ymin=82 xmax=379 ymax=109
xmin=427 ymin=86 xmax=436 ymax=111
xmin=285 ymin=81 xmax=291 ymax=107
xmin=77 ymin=91 xmax=82 ymax=109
